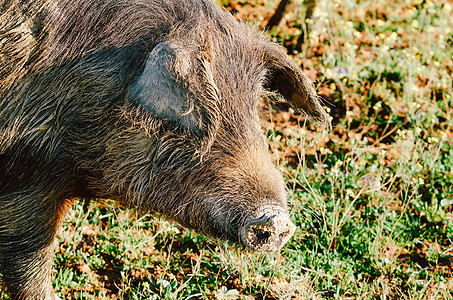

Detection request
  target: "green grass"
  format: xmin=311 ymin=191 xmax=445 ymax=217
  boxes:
xmin=2 ymin=0 xmax=452 ymax=299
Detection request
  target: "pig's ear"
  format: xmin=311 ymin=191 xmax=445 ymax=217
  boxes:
xmin=127 ymin=41 xmax=206 ymax=134
xmin=263 ymin=45 xmax=331 ymax=128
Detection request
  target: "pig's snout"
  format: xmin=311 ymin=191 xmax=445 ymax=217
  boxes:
xmin=241 ymin=206 xmax=296 ymax=252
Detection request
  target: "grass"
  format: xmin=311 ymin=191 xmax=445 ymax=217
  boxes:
xmin=2 ymin=0 xmax=453 ymax=299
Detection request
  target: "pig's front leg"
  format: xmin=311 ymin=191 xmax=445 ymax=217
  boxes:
xmin=0 ymin=192 xmax=64 ymax=300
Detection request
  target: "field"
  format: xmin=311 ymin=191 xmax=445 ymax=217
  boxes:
xmin=3 ymin=0 xmax=453 ymax=299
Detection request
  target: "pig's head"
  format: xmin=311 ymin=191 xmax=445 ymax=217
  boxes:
xmin=98 ymin=18 xmax=330 ymax=252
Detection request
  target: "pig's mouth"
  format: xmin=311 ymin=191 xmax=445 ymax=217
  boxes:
xmin=240 ymin=206 xmax=296 ymax=252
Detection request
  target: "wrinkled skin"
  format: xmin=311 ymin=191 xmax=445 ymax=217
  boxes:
xmin=0 ymin=0 xmax=329 ymax=298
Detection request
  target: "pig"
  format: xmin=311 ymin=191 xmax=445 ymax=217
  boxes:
xmin=0 ymin=0 xmax=330 ymax=298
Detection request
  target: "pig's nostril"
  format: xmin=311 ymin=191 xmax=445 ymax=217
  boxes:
xmin=252 ymin=228 xmax=271 ymax=243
